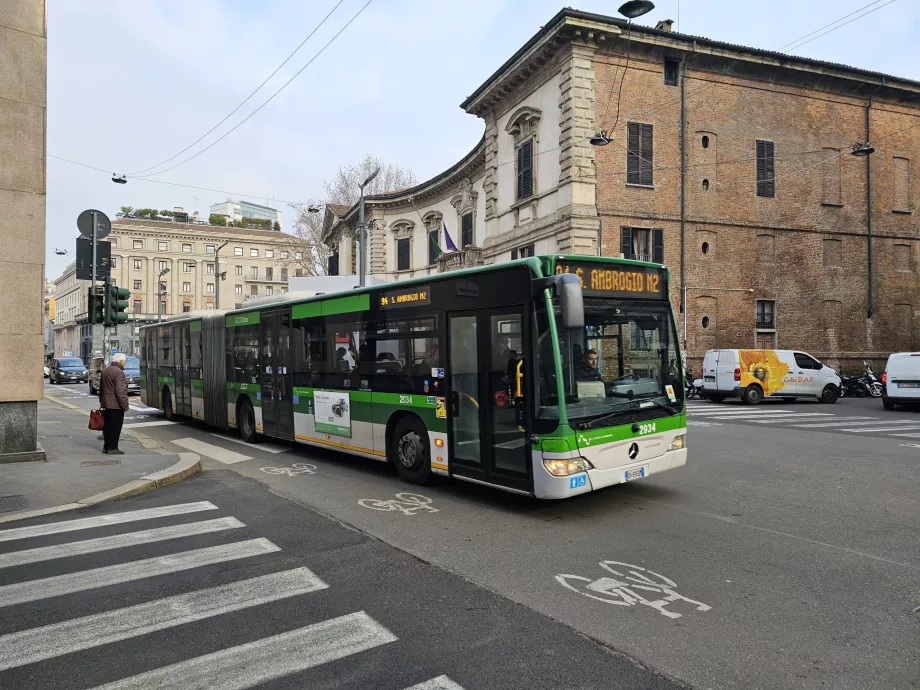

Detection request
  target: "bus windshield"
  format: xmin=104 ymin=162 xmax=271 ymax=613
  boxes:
xmin=535 ymin=297 xmax=681 ymax=426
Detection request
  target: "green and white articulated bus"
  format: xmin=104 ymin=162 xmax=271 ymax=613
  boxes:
xmin=139 ymin=255 xmax=687 ymax=499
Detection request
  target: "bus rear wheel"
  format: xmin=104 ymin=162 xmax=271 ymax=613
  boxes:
xmin=238 ymin=398 xmax=258 ymax=443
xmin=390 ymin=416 xmax=432 ymax=485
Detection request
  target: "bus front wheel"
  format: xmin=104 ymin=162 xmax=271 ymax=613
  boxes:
xmin=389 ymin=416 xmax=432 ymax=485
xmin=238 ymin=398 xmax=258 ymax=443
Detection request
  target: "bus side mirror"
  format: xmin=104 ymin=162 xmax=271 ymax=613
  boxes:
xmin=556 ymin=274 xmax=584 ymax=330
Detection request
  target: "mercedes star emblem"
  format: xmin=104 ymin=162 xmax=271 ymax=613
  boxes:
xmin=628 ymin=442 xmax=640 ymax=460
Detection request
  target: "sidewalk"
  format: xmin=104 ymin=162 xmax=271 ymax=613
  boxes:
xmin=0 ymin=395 xmax=199 ymax=522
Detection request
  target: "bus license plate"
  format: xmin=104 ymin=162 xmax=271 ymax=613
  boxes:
xmin=624 ymin=466 xmax=647 ymax=482
xmin=897 ymin=383 xmax=919 ymax=388
xmin=704 ymin=376 xmax=715 ymax=382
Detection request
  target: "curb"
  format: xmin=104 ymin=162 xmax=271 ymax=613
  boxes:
xmin=0 ymin=453 xmax=201 ymax=525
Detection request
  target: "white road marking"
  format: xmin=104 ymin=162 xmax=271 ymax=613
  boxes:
xmin=687 ymin=409 xmax=800 ymax=417
xmin=0 ymin=517 xmax=244 ymax=569
xmin=123 ymin=420 xmax=178 ymax=428
xmin=713 ymin=413 xmax=834 ymax=421
xmin=0 ymin=502 xmax=218 ymax=543
xmin=789 ymin=418 xmax=898 ymax=428
xmin=403 ymin=676 xmax=467 ymax=690
xmin=688 ymin=421 xmax=722 ymax=427
xmin=171 ymin=437 xmax=251 ymax=464
xmin=86 ymin=611 xmax=397 ymax=690
xmin=892 ymin=433 xmax=920 ymax=438
xmin=843 ymin=425 xmax=920 ymax=433
xmin=208 ymin=432 xmax=290 ymax=454
xmin=0 ymin=567 xmax=327 ymax=671
xmin=745 ymin=414 xmax=839 ymax=423
xmin=129 ymin=403 xmax=159 ymax=412
xmin=0 ymin=538 xmax=279 ymax=608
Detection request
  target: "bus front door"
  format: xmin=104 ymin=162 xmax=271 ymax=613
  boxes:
xmin=448 ymin=308 xmax=532 ymax=493
xmin=260 ymin=309 xmax=295 ymax=440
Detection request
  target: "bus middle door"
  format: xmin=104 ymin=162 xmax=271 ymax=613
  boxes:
xmin=260 ymin=309 xmax=295 ymax=440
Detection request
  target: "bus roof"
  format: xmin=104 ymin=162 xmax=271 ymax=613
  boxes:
xmin=140 ymin=254 xmax=667 ymax=329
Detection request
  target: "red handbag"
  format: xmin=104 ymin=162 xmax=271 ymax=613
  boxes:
xmin=89 ymin=409 xmax=105 ymax=431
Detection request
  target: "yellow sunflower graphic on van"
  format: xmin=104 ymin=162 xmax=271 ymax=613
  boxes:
xmin=738 ymin=350 xmax=790 ymax=396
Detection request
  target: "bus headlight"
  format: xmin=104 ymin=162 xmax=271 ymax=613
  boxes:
xmin=669 ymin=434 xmax=686 ymax=451
xmin=543 ymin=457 xmax=594 ymax=476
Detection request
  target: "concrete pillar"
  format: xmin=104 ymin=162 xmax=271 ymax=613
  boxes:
xmin=0 ymin=1 xmax=47 ymax=462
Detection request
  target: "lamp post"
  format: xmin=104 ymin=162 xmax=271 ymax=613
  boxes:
xmin=214 ymin=240 xmax=229 ymax=309
xmin=357 ymin=168 xmax=380 ymax=287
xmin=157 ymin=267 xmax=170 ymax=323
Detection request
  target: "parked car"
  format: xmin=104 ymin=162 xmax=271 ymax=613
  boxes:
xmin=89 ymin=355 xmax=141 ymax=395
xmin=43 ymin=364 xmax=49 ymax=378
xmin=701 ymin=348 xmax=840 ymax=405
xmin=882 ymin=352 xmax=920 ymax=410
xmin=49 ymin=357 xmax=88 ymax=385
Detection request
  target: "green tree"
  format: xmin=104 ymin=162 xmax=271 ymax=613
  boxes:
xmin=120 ymin=205 xmax=133 ymax=215
xmin=273 ymin=220 xmax=281 ymax=232
xmin=159 ymin=209 xmax=175 ymax=218
xmin=209 ymin=213 xmax=227 ymax=226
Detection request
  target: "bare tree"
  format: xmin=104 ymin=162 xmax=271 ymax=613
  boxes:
xmin=286 ymin=155 xmax=417 ymax=276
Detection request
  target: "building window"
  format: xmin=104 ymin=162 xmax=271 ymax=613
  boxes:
xmin=511 ymin=244 xmax=535 ymax=260
xmin=235 ymin=284 xmax=243 ymax=295
xmin=266 ymin=286 xmax=273 ymax=296
xmin=110 ymin=258 xmax=117 ymax=269
xmin=266 ymin=267 xmax=273 ymax=281
xmin=893 ymin=157 xmax=911 ymax=212
xmin=461 ymin=212 xmax=473 ymax=248
xmin=206 ymin=283 xmax=214 ymax=293
xmin=158 ymin=260 xmax=169 ymax=271
xmin=159 ymin=281 xmax=166 ymax=294
xmin=756 ymin=300 xmax=775 ymax=329
xmin=265 ymin=250 xmax=274 ymax=259
xmin=133 ymin=240 xmax=143 ymax=249
xmin=158 ymin=241 xmax=168 ymax=251
xmin=620 ymin=228 xmax=663 ymax=263
xmin=133 ymin=280 xmax=141 ymax=290
xmin=181 ymin=261 xmax=191 ymax=272
xmin=235 ymin=265 xmax=243 ymax=275
xmin=251 ymin=266 xmax=258 ymax=279
xmin=516 ymin=138 xmax=534 ymax=201
xmin=295 ymin=269 xmax=303 ymax=277
xmin=250 ymin=248 xmax=258 ymax=257
xmin=396 ymin=237 xmax=411 ymax=271
xmin=204 ymin=244 xmax=215 ymax=254
xmin=206 ymin=303 xmax=214 ymax=310
xmin=206 ymin=263 xmax=214 ymax=274
xmin=428 ymin=226 xmax=439 ymax=266
xmin=294 ymin=252 xmax=303 ymax=260
xmin=234 ymin=247 xmax=243 ymax=256
xmin=281 ymin=267 xmax=288 ymax=281
xmin=133 ymin=300 xmax=141 ymax=313
xmin=251 ymin=285 xmax=258 ymax=297
xmin=756 ymin=331 xmax=776 ymax=349
xmin=280 ymin=250 xmax=289 ymax=259
xmin=182 ymin=282 xmax=191 ymax=292
xmin=182 ymin=302 xmax=191 ymax=313
xmin=627 ymin=122 xmax=654 ymax=186
xmin=110 ymin=237 xmax=117 ymax=247
xmin=664 ymin=57 xmax=680 ymax=86
xmin=133 ymin=259 xmax=142 ymax=270
xmin=182 ymin=243 xmax=192 ymax=253
xmin=756 ymin=140 xmax=775 ymax=198
xmin=160 ymin=301 xmax=167 ymax=314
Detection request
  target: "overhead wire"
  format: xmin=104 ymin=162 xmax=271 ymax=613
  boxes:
xmin=127 ymin=0 xmax=347 ymax=176
xmin=782 ymin=0 xmax=897 ymax=53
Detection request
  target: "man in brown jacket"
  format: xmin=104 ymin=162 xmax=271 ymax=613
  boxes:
xmin=99 ymin=353 xmax=130 ymax=454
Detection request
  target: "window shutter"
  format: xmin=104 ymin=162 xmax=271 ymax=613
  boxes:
xmin=511 ymin=247 xmax=518 ymax=260
xmin=461 ymin=212 xmax=473 ymax=248
xmin=764 ymin=141 xmax=775 ymax=197
xmin=652 ymin=229 xmax=664 ymax=264
xmin=620 ymin=228 xmax=633 ymax=259
xmin=640 ymin=124 xmax=654 ymax=186
xmin=518 ymin=140 xmax=534 ymax=200
xmin=397 ymin=238 xmax=410 ymax=271
xmin=627 ymin=124 xmax=640 ymax=184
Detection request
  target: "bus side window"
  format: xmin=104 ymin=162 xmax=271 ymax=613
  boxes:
xmin=291 ymin=318 xmax=327 ymax=389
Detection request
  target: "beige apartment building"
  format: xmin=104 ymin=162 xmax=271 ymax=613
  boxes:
xmin=53 ymin=218 xmax=300 ymax=358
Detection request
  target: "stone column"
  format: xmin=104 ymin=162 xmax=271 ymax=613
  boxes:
xmin=0 ymin=0 xmax=47 ymax=462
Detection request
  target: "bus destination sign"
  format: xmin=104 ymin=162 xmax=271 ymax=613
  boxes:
xmin=555 ymin=262 xmax=665 ymax=298
xmin=379 ymin=285 xmax=431 ymax=309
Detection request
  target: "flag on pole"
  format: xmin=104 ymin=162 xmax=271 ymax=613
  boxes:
xmin=428 ymin=227 xmax=442 ymax=260
xmin=443 ymin=222 xmax=459 ymax=252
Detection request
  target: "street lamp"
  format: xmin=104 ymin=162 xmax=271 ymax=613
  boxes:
xmin=214 ymin=240 xmax=229 ymax=309
xmin=53 ymin=248 xmax=70 ymax=256
xmin=851 ymin=142 xmax=875 ymax=156
xmin=111 ymin=174 xmax=127 ymax=184
xmin=157 ymin=267 xmax=170 ymax=323
xmin=357 ymin=168 xmax=380 ymax=287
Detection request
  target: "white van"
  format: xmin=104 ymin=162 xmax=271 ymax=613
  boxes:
xmin=701 ymin=349 xmax=841 ymax=405
xmin=882 ymin=352 xmax=920 ymax=410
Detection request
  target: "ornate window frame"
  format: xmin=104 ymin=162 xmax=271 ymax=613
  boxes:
xmin=450 ymin=178 xmax=478 ymax=248
xmin=506 ymin=106 xmax=541 ymax=203
xmin=391 ymin=219 xmax=415 ymax=272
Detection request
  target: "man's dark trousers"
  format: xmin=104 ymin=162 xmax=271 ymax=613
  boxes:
xmin=102 ymin=409 xmax=125 ymax=452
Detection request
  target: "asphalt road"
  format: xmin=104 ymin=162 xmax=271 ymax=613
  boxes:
xmin=40 ymin=382 xmax=920 ymax=689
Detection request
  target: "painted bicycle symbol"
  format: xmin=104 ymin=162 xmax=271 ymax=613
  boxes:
xmin=259 ymin=462 xmax=318 ymax=476
xmin=556 ymin=561 xmax=712 ymax=619
xmin=358 ymin=492 xmax=438 ymax=516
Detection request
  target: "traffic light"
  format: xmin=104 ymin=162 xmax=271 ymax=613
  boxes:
xmin=103 ymin=279 xmax=131 ymax=326
xmin=87 ymin=286 xmax=105 ymax=324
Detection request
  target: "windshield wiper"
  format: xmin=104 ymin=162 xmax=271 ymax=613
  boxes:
xmin=573 ymin=396 xmax=678 ymax=430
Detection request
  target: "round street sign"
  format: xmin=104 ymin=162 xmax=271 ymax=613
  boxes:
xmin=77 ymin=209 xmax=111 ymax=239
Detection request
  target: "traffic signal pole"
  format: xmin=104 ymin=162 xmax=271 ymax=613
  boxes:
xmin=90 ymin=211 xmax=97 ymax=359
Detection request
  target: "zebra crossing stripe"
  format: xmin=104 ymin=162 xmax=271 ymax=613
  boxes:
xmin=171 ymin=437 xmax=251 ymax=465
xmin=687 ymin=409 xmax=800 ymax=417
xmin=403 ymin=676 xmax=467 ymax=690
xmin=712 ymin=413 xmax=834 ymax=421
xmin=788 ymin=418 xmax=890 ymax=428
xmin=0 ymin=567 xmax=327 ymax=671
xmin=86 ymin=611 xmax=397 ymax=690
xmin=0 ymin=538 xmax=279 ymax=608
xmin=123 ymin=420 xmax=177 ymax=428
xmin=0 ymin=502 xmax=219 ymax=544
xmin=842 ymin=425 xmax=920 ymax=433
xmin=0 ymin=517 xmax=245 ymax=569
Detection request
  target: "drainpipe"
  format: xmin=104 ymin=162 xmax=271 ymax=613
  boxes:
xmin=865 ymin=95 xmax=873 ymax=318
xmin=597 ymin=217 xmax=603 ymax=256
xmin=679 ymin=57 xmax=687 ymax=348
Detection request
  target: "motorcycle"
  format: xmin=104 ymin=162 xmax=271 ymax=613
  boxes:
xmin=860 ymin=361 xmax=883 ymax=398
xmin=684 ymin=367 xmax=705 ymax=400
xmin=839 ymin=374 xmax=871 ymax=398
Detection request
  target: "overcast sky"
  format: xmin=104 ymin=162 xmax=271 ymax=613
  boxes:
xmin=46 ymin=0 xmax=919 ymax=279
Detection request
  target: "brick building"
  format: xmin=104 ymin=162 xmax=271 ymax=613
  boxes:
xmin=325 ymin=8 xmax=920 ymax=370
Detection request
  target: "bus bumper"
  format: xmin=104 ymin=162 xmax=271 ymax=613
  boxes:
xmin=587 ymin=448 xmax=687 ymax=492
